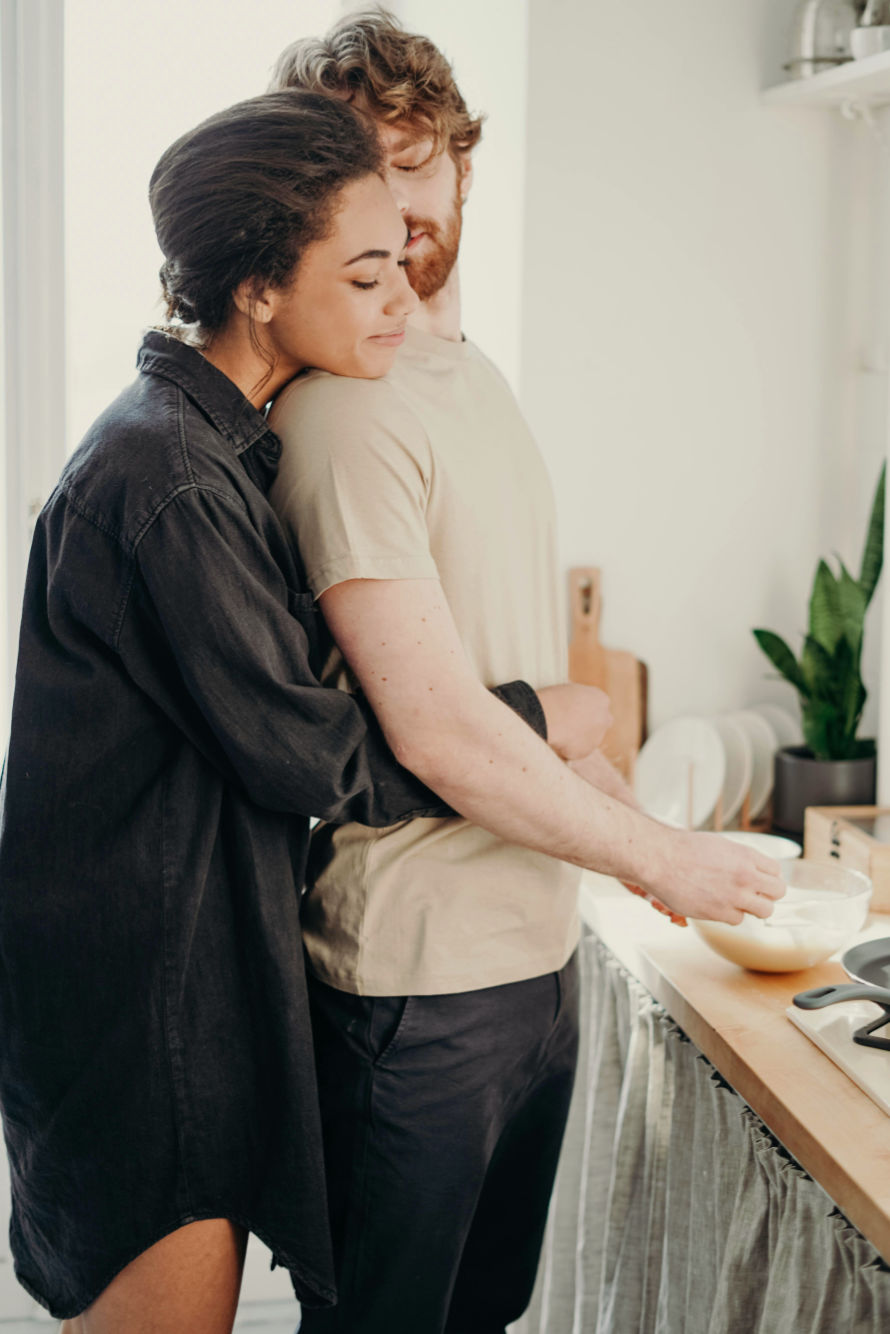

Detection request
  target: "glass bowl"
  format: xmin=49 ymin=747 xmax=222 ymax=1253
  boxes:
xmin=691 ymin=860 xmax=872 ymax=973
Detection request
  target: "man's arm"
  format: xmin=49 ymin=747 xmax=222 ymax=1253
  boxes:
xmin=126 ymin=489 xmax=545 ymax=828
xmin=318 ymin=575 xmax=784 ymax=924
xmin=568 ymin=748 xmax=688 ymax=925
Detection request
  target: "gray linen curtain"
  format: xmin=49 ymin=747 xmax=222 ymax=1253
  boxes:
xmin=511 ymin=931 xmax=890 ymax=1334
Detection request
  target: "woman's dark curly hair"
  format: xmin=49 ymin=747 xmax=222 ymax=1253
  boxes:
xmin=149 ymin=89 xmax=381 ymax=335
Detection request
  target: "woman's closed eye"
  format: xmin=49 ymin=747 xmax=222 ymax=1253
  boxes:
xmin=353 ymin=260 xmax=409 ymax=290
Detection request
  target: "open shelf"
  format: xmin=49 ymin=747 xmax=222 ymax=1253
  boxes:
xmin=764 ymin=48 xmax=890 ymax=107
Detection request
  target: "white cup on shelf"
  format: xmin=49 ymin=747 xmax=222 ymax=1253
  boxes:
xmin=851 ymin=24 xmax=890 ymax=57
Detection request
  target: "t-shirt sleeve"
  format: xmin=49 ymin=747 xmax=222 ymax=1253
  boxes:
xmin=268 ymin=372 xmax=438 ymax=597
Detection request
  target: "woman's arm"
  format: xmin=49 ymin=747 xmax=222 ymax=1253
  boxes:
xmin=127 ymin=488 xmax=545 ymax=828
xmin=318 ymin=575 xmax=783 ymax=924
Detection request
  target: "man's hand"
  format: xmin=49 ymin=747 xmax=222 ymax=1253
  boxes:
xmin=536 ymin=683 xmax=612 ymax=760
xmin=644 ymin=829 xmax=785 ymax=925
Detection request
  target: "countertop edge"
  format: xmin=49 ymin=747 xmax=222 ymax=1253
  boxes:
xmin=578 ymin=873 xmax=890 ymax=1263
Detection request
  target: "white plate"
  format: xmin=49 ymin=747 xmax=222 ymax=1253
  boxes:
xmin=750 ymin=701 xmax=801 ymax=749
xmin=635 ymin=716 xmax=726 ymax=830
xmin=725 ymin=709 xmax=777 ymax=819
xmin=720 ymin=830 xmax=802 ymax=859
xmin=711 ymin=715 xmax=753 ymax=828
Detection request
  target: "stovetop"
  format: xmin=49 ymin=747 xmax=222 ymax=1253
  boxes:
xmin=787 ymin=1000 xmax=890 ymax=1116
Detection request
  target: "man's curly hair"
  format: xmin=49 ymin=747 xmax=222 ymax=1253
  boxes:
xmin=269 ymin=8 xmax=483 ymax=160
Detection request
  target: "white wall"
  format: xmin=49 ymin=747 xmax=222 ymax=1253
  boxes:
xmin=520 ymin=0 xmax=885 ymax=737
xmin=64 ymin=0 xmax=341 ymax=449
xmin=389 ymin=0 xmax=529 ymax=391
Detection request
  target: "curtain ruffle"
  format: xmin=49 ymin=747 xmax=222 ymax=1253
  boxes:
xmin=512 ymin=931 xmax=890 ymax=1334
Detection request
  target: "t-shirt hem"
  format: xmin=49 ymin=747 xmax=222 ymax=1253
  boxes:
xmin=306 ymin=921 xmax=581 ymax=997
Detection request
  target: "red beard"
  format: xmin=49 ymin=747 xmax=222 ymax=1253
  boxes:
xmin=402 ymin=186 xmax=462 ymax=302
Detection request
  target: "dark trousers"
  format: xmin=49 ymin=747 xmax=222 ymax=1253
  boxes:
xmin=299 ymin=951 xmax=580 ymax=1334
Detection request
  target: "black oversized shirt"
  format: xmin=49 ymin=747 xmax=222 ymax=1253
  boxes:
xmin=0 ymin=331 xmax=545 ymax=1318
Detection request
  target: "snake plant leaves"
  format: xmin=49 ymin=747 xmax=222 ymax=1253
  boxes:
xmin=801 ymin=634 xmax=835 ymax=701
xmin=801 ymin=699 xmax=836 ymax=760
xmin=752 ymin=462 xmax=883 ymax=761
xmin=837 ymin=563 xmax=867 ymax=657
xmin=843 ymin=666 xmax=867 ymax=742
xmin=752 ymin=629 xmax=809 ymax=696
xmin=808 ymin=559 xmax=842 ymax=655
xmin=860 ymin=460 xmax=885 ymax=607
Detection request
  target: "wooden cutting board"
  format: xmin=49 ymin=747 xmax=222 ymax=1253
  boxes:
xmin=567 ymin=567 xmax=647 ymax=780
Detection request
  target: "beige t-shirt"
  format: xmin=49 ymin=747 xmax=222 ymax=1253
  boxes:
xmin=269 ymin=325 xmax=581 ymax=995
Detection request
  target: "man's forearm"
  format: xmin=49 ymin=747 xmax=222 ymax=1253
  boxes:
xmin=319 ymin=576 xmax=782 ymax=924
xmin=401 ymin=682 xmax=664 ymax=883
xmin=336 ymin=679 xmax=549 ymax=826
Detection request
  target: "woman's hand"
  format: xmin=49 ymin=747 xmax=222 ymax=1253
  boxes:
xmin=621 ymin=882 xmax=688 ymax=927
xmin=536 ymin=683 xmax=613 ymax=760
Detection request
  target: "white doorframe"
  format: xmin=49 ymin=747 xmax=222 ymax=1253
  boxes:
xmin=1 ymin=0 xmax=67 ymax=729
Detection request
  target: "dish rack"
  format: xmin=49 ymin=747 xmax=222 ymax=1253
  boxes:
xmin=680 ymin=768 xmax=771 ymax=833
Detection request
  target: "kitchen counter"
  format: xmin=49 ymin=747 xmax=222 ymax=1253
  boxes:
xmin=578 ymin=872 xmax=890 ymax=1264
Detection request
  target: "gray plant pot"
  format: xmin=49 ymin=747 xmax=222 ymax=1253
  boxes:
xmin=772 ymin=744 xmax=877 ymax=838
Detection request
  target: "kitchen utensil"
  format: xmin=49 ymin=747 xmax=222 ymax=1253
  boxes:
xmin=843 ymin=936 xmax=890 ymax=988
xmin=567 ymin=568 xmax=646 ymax=781
xmin=691 ymin=860 xmax=871 ymax=972
xmin=712 ymin=716 xmax=753 ymax=828
xmin=793 ymin=982 xmax=890 ymax=1050
xmin=785 ymin=0 xmax=862 ymax=78
xmin=634 ymin=716 xmax=725 ymax=829
xmin=725 ymin=710 xmax=777 ymax=820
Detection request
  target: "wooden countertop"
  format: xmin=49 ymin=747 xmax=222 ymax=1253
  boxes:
xmin=579 ymin=872 xmax=890 ymax=1262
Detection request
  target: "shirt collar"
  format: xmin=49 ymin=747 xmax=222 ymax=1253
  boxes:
xmin=137 ymin=329 xmax=279 ymax=459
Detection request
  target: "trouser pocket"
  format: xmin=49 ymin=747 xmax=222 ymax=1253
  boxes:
xmin=368 ymin=996 xmax=410 ymax=1066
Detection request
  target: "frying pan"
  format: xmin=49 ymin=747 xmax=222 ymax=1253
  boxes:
xmin=793 ymin=982 xmax=890 ymax=1052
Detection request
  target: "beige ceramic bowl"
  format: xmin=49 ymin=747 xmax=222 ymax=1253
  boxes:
xmin=692 ymin=860 xmax=871 ymax=973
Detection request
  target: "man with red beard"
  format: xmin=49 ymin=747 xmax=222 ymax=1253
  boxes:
xmin=269 ymin=25 xmax=579 ymax=1332
xmin=266 ymin=12 xmax=780 ymax=1333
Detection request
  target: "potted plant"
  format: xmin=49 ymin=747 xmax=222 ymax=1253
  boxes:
xmin=752 ymin=462 xmax=885 ymax=836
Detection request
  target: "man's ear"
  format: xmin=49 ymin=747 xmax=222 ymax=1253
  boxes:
xmin=232 ymin=278 xmax=275 ymax=324
xmin=458 ymin=150 xmax=474 ymax=204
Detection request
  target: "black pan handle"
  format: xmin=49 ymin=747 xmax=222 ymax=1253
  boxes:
xmin=793 ymin=983 xmax=890 ymax=1009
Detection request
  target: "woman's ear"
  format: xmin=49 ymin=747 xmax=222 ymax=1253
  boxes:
xmin=232 ymin=278 xmax=275 ymax=324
